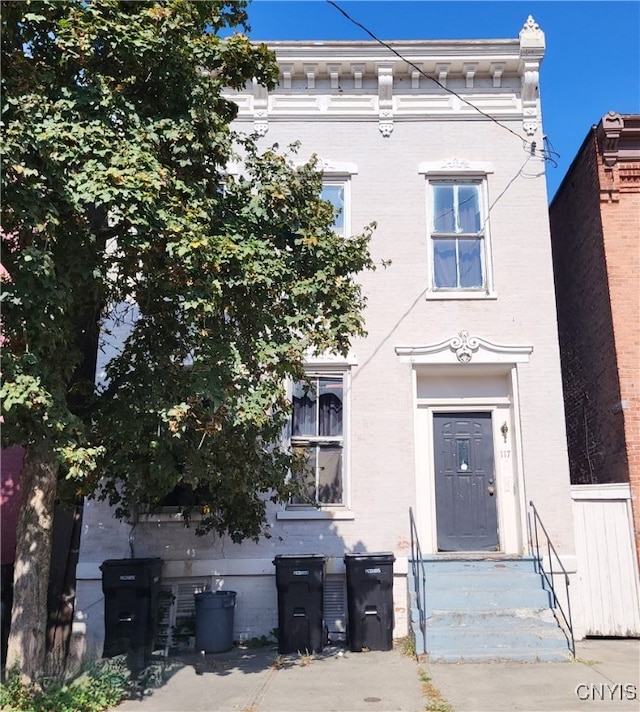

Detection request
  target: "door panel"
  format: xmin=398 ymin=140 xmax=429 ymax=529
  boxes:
xmin=434 ymin=412 xmax=498 ymax=551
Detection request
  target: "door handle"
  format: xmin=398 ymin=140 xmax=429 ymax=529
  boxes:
xmin=487 ymin=485 xmax=495 ymax=496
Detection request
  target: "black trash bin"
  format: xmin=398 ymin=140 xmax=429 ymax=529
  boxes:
xmin=273 ymin=554 xmax=325 ymax=654
xmin=344 ymin=552 xmax=395 ymax=651
xmin=194 ymin=590 xmax=237 ymax=653
xmin=101 ymin=557 xmax=162 ymax=669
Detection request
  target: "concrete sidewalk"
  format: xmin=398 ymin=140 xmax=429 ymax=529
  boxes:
xmin=425 ymin=639 xmax=640 ymax=712
xmin=111 ymin=638 xmax=640 ymax=712
xmin=113 ymin=643 xmax=426 ymax=712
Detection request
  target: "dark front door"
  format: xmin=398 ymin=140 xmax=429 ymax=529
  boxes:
xmin=434 ymin=412 xmax=498 ymax=552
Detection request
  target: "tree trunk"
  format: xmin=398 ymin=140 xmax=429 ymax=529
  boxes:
xmin=5 ymin=438 xmax=59 ymax=683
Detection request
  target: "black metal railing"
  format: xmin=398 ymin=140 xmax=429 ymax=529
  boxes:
xmin=409 ymin=506 xmax=427 ymax=654
xmin=528 ymin=500 xmax=575 ymax=657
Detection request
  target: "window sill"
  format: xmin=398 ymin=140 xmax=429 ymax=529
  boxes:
xmin=276 ymin=508 xmax=355 ymax=521
xmin=138 ymin=509 xmax=204 ymax=523
xmin=426 ymin=290 xmax=497 ymax=301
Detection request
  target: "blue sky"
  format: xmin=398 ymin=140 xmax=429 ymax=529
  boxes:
xmin=239 ymin=0 xmax=640 ymax=200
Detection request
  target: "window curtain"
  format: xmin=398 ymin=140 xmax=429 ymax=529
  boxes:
xmin=457 ymin=185 xmax=480 ymax=233
xmin=433 ymin=185 xmax=455 ymax=233
xmin=292 ymin=378 xmax=343 ymax=437
xmin=319 ymin=392 xmax=342 ymax=436
xmin=433 ymin=239 xmax=457 ymax=288
xmin=292 ymin=389 xmax=316 ymax=436
xmin=459 ymin=239 xmax=483 ymax=287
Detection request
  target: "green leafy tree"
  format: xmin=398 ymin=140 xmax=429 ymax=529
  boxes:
xmin=1 ymin=0 xmax=375 ymax=681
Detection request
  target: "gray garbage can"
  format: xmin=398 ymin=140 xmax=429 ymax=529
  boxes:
xmin=194 ymin=590 xmax=236 ymax=653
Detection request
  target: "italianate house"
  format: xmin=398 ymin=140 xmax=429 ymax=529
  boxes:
xmin=73 ymin=17 xmax=586 ymax=661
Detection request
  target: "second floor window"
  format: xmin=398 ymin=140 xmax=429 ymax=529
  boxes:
xmin=431 ymin=181 xmax=485 ymax=290
xmin=322 ymin=182 xmax=347 ymax=237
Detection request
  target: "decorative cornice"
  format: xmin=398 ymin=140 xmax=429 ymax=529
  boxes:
xmin=491 ymin=63 xmax=504 ymax=88
xmin=518 ymin=16 xmax=544 ymax=136
xmin=436 ymin=64 xmax=449 ymax=88
xmin=619 ymin=163 xmax=640 ymax=193
xmin=600 ymin=111 xmax=624 ymax=167
xmin=519 ymin=15 xmax=545 ymax=52
xmin=352 ymin=64 xmax=364 ymax=89
xmin=317 ymin=159 xmax=358 ymax=175
xmin=377 ymin=63 xmax=394 ymax=137
xmin=304 ymin=350 xmax=358 ymax=367
xmin=464 ymin=64 xmax=477 ymax=89
xmin=596 ymin=113 xmax=640 ymax=197
xmin=252 ymin=78 xmax=269 ymax=135
xmin=225 ymin=28 xmax=546 ymax=134
xmin=395 ymin=330 xmax=533 ymax=365
xmin=418 ymin=157 xmax=494 ymax=175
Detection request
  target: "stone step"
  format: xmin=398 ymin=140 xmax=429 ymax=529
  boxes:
xmin=425 ymin=586 xmax=552 ymax=612
xmin=427 ymin=647 xmax=574 ymax=663
xmin=425 ymin=609 xmax=561 ymax=630
xmin=418 ymin=557 xmax=538 ymax=570
xmin=408 ymin=558 xmax=572 ymax=662
xmin=424 ymin=570 xmax=547 ymax=591
xmin=424 ymin=611 xmax=571 ymax=662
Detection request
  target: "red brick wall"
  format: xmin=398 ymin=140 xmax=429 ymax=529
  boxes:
xmin=599 ymin=159 xmax=640 ymax=558
xmin=550 ymin=125 xmax=640 ymax=562
xmin=549 ymin=131 xmax=626 ymax=485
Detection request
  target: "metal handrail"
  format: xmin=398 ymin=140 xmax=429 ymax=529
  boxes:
xmin=408 ymin=506 xmax=427 ymax=654
xmin=528 ymin=500 xmax=575 ymax=657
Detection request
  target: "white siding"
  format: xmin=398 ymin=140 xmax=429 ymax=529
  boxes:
xmin=572 ymin=484 xmax=640 ymax=637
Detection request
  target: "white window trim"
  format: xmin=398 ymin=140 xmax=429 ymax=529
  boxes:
xmin=419 ymin=159 xmax=496 ymax=300
xmin=277 ymin=508 xmax=355 ymax=521
xmin=297 ymin=158 xmax=357 ymax=239
xmin=277 ymin=357 xmax=354 ymax=518
xmin=322 ymin=179 xmax=350 ymax=238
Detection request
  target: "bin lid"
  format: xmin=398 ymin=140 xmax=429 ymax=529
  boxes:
xmin=344 ymin=552 xmax=396 ymax=562
xmin=100 ymin=557 xmax=163 ymax=570
xmin=194 ymin=590 xmax=237 ymax=598
xmin=272 ymin=554 xmax=326 ymax=569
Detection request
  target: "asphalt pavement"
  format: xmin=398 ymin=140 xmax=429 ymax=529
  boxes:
xmin=110 ymin=638 xmax=640 ymax=712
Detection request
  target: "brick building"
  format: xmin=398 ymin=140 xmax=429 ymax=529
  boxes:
xmin=75 ymin=18 xmax=581 ymax=661
xmin=549 ymin=112 xmax=640 ymax=561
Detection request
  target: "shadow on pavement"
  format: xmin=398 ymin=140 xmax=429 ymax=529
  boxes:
xmin=128 ymin=643 xmax=328 ymax=700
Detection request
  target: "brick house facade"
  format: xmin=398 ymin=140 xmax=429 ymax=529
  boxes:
xmin=74 ymin=19 xmax=580 ymax=659
xmin=549 ymin=112 xmax=640 ymax=563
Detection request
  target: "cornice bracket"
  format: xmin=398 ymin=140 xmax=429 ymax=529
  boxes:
xmin=328 ymin=64 xmax=341 ymax=90
xmin=377 ymin=64 xmax=394 ymax=137
xmin=519 ymin=16 xmax=545 ymax=136
xmin=252 ymin=78 xmax=269 ymax=136
xmin=600 ymin=111 xmax=624 ymax=167
xmin=352 ymin=64 xmax=364 ymax=90
xmin=304 ymin=64 xmax=317 ymax=90
xmin=436 ymin=64 xmax=449 ymax=88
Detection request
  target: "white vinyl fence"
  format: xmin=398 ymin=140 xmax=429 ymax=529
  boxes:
xmin=572 ymin=483 xmax=640 ymax=637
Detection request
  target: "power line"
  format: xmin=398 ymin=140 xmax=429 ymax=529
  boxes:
xmin=326 ymin=0 xmax=558 ymax=165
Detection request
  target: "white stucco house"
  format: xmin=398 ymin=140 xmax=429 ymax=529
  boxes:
xmin=74 ymin=17 xmax=581 ymax=662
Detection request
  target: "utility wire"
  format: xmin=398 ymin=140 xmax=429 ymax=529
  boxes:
xmin=485 ymin=155 xmax=534 ymax=229
xmin=326 ymin=0 xmax=558 ymax=165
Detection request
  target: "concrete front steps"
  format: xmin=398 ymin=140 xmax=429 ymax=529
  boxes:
xmin=408 ymin=557 xmax=573 ymax=662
